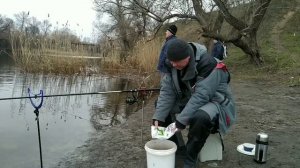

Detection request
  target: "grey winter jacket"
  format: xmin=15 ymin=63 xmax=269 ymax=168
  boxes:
xmin=152 ymin=45 xmax=236 ymax=134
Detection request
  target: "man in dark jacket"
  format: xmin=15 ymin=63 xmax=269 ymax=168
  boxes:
xmin=153 ymin=39 xmax=236 ymax=168
xmin=211 ymin=39 xmax=225 ymax=61
xmin=157 ymin=25 xmax=177 ymax=75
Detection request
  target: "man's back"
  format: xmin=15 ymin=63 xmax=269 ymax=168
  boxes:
xmin=212 ymin=40 xmax=225 ymax=60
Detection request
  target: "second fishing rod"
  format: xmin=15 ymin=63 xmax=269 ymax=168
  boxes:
xmin=0 ymin=88 xmax=160 ymax=101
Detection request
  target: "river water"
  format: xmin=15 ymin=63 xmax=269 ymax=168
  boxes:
xmin=0 ymin=58 xmax=134 ymax=168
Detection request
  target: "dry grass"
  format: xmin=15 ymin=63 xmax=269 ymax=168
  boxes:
xmin=98 ymin=50 xmax=125 ymax=70
xmin=126 ymin=38 xmax=163 ymax=87
xmin=10 ymin=31 xmax=99 ymax=74
xmin=99 ymin=38 xmax=163 ymax=74
xmin=129 ymin=38 xmax=162 ymax=72
xmin=96 ymin=37 xmax=163 ymax=87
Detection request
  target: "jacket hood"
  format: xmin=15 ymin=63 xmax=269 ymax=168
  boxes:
xmin=181 ymin=45 xmax=196 ymax=81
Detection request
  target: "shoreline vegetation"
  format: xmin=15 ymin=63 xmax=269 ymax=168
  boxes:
xmin=0 ymin=0 xmax=299 ymax=87
xmin=9 ymin=30 xmax=164 ymax=87
xmin=10 ymin=29 xmax=300 ymax=86
xmin=9 ymin=31 xmax=162 ymax=75
xmin=8 ymin=20 xmax=300 ymax=87
xmin=10 ymin=31 xmax=100 ymax=74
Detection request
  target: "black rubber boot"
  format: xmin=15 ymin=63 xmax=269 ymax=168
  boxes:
xmin=183 ymin=111 xmax=214 ymax=168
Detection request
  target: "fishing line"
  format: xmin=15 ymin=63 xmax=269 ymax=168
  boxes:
xmin=61 ymin=112 xmax=116 ymax=129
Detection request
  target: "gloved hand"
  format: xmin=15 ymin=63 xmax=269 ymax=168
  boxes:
xmin=175 ymin=119 xmax=186 ymax=130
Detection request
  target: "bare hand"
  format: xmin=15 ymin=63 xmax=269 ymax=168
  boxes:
xmin=154 ymin=120 xmax=159 ymax=129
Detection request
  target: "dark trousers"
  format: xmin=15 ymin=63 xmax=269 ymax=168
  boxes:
xmin=154 ymin=99 xmax=218 ymax=167
xmin=183 ymin=110 xmax=218 ymax=168
xmin=165 ymin=110 xmax=218 ymax=168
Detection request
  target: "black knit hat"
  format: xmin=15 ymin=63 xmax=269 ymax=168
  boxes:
xmin=167 ymin=39 xmax=190 ymax=61
xmin=167 ymin=25 xmax=177 ymax=35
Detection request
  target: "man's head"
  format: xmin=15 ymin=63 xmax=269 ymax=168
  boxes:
xmin=167 ymin=39 xmax=191 ymax=70
xmin=166 ymin=25 xmax=177 ymax=37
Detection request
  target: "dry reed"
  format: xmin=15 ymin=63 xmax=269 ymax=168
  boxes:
xmin=10 ymin=30 xmax=164 ymax=85
xmin=10 ymin=31 xmax=100 ymax=74
xmin=127 ymin=38 xmax=163 ymax=87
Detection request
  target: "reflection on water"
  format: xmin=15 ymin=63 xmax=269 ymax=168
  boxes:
xmin=0 ymin=64 xmax=135 ymax=168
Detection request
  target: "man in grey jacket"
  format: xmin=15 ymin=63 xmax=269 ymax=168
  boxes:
xmin=152 ymin=38 xmax=236 ymax=168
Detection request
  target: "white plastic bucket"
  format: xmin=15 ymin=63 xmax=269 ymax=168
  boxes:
xmin=145 ymin=139 xmax=177 ymax=168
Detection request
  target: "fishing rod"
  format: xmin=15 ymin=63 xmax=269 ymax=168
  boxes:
xmin=0 ymin=88 xmax=160 ymax=101
xmin=0 ymin=87 xmax=160 ymax=168
xmin=4 ymin=86 xmax=160 ymax=168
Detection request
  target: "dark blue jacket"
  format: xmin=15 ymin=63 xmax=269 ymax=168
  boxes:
xmin=157 ymin=35 xmax=177 ymax=73
xmin=211 ymin=41 xmax=224 ymax=60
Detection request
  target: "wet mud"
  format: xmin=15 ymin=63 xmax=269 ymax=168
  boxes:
xmin=56 ymin=79 xmax=300 ymax=168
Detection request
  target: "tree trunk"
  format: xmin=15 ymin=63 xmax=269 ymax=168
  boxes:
xmin=131 ymin=0 xmax=271 ymax=66
xmin=231 ymin=32 xmax=263 ymax=66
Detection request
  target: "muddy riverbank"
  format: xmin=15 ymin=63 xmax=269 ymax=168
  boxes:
xmin=56 ymin=78 xmax=300 ymax=168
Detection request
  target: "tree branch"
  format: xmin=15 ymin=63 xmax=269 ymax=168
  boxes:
xmin=191 ymin=0 xmax=208 ymax=25
xmin=146 ymin=23 xmax=164 ymax=42
xmin=202 ymin=28 xmax=243 ymax=43
xmin=248 ymin=0 xmax=272 ymax=31
xmin=213 ymin=0 xmax=248 ymax=30
xmin=132 ymin=0 xmax=163 ymax=22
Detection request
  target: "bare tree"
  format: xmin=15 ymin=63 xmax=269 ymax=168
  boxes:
xmin=211 ymin=0 xmax=271 ymax=65
xmin=14 ymin=11 xmax=30 ymax=32
xmin=25 ymin=16 xmax=41 ymax=36
xmin=132 ymin=0 xmax=272 ymax=65
xmin=0 ymin=15 xmax=13 ymax=34
xmin=94 ymin=0 xmax=133 ymax=62
xmin=94 ymin=0 xmax=159 ymax=62
xmin=0 ymin=15 xmax=13 ymax=53
xmin=40 ymin=19 xmax=52 ymax=37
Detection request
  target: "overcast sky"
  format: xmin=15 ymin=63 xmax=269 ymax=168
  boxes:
xmin=0 ymin=0 xmax=97 ymax=40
